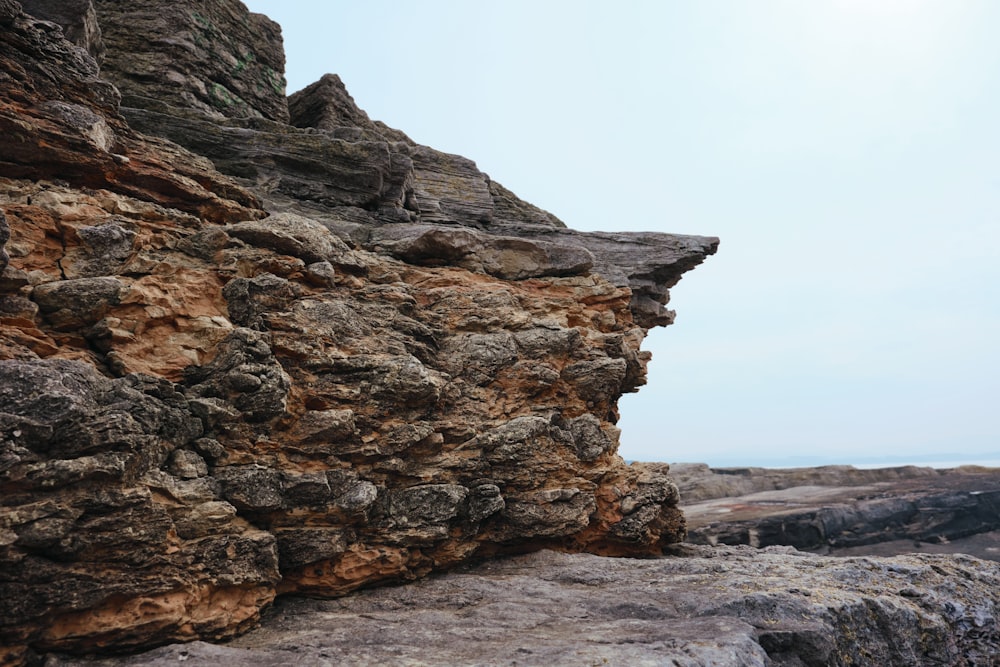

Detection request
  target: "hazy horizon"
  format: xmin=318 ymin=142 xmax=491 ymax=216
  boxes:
xmin=244 ymin=0 xmax=1000 ymax=468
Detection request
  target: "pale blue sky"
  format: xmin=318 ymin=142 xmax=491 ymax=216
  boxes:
xmin=243 ymin=0 xmax=1000 ymax=466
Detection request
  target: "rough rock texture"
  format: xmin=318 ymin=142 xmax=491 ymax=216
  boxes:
xmin=0 ymin=0 xmax=262 ymax=223
xmin=0 ymin=0 xmax=718 ymax=662
xmin=6 ymin=1 xmax=999 ymax=664
xmin=679 ymin=463 xmax=1000 ymax=556
xmin=94 ymin=0 xmax=288 ymax=122
xmin=18 ymin=0 xmax=104 ymax=63
xmin=51 ymin=548 xmax=1000 ymax=666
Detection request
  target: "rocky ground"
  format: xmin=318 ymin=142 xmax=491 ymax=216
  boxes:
xmin=676 ymin=463 xmax=1000 ymax=560
xmin=51 ymin=546 xmax=1000 ymax=666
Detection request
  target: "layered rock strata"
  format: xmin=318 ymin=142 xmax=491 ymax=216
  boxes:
xmin=0 ymin=0 xmax=717 ymax=662
xmin=678 ymin=463 xmax=1000 ymax=556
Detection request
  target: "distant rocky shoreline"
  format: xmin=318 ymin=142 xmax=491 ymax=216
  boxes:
xmin=675 ymin=462 xmax=1000 ymax=561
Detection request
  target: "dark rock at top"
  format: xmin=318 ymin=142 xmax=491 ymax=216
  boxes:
xmin=287 ymin=71 xmax=567 ymax=228
xmin=0 ymin=0 xmax=261 ymax=221
xmin=289 ymin=73 xmax=410 ymax=143
xmin=95 ymin=0 xmax=289 ymax=122
xmin=19 ymin=0 xmax=105 ymax=63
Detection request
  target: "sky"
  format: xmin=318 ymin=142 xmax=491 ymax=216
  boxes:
xmin=243 ymin=0 xmax=1000 ymax=467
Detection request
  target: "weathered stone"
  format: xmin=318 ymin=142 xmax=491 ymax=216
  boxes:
xmin=679 ymin=464 xmax=1000 ymax=556
xmin=94 ymin=0 xmax=288 ymax=122
xmin=560 ymin=357 xmax=628 ymax=406
xmin=288 ymin=73 xmax=410 ymax=143
xmin=0 ymin=2 xmax=728 ymax=661
xmin=0 ymin=1 xmax=262 ymax=222
xmin=19 ymin=0 xmax=105 ymax=63
xmin=0 ymin=208 xmax=9 ymax=278
xmin=567 ymin=413 xmax=617 ymax=461
xmin=227 ymin=213 xmax=351 ymax=265
xmin=369 ymin=223 xmax=594 ymax=280
xmin=185 ymin=329 xmax=290 ymax=424
xmin=61 ymin=219 xmax=137 ymax=279
xmin=32 ymin=277 xmax=125 ymax=330
xmin=121 ymin=107 xmax=402 ymax=211
xmin=386 ymin=484 xmax=469 ymax=528
xmin=215 ymin=466 xmax=284 ymax=513
xmin=167 ymin=449 xmax=208 ymax=479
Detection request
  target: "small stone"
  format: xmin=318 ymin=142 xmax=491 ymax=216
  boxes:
xmin=168 ymin=449 xmax=209 ymax=479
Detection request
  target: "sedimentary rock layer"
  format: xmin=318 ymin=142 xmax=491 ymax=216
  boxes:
xmin=677 ymin=463 xmax=1000 ymax=555
xmin=0 ymin=0 xmax=716 ymax=661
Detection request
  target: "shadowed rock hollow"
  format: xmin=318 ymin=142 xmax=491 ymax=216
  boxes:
xmin=1 ymin=0 xmax=717 ymax=662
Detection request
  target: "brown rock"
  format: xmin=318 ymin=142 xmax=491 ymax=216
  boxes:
xmin=0 ymin=2 xmax=720 ymax=661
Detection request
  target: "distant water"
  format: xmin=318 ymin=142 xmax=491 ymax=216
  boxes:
xmin=672 ymin=454 xmax=1000 ymax=470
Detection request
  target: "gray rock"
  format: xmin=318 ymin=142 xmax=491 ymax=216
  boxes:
xmin=439 ymin=332 xmax=518 ymax=386
xmin=369 ymin=223 xmax=594 ymax=280
xmin=288 ymin=73 xmax=410 ymax=143
xmin=32 ymin=276 xmax=125 ymax=330
xmin=560 ymin=357 xmax=628 ymax=405
xmin=386 ymin=484 xmax=469 ymax=527
xmin=121 ymin=107 xmax=400 ymax=211
xmin=226 ymin=212 xmax=351 ymax=265
xmin=215 ymin=466 xmax=284 ymax=513
xmin=63 ymin=220 xmax=138 ymax=279
xmin=567 ymin=413 xmax=617 ymax=461
xmin=488 ymin=224 xmax=721 ymax=328
xmin=94 ymin=0 xmax=288 ymax=122
xmin=501 ymin=488 xmax=596 ymax=539
xmin=167 ymin=449 xmax=209 ymax=479
xmin=289 ymin=409 xmax=357 ymax=448
xmin=185 ymin=328 xmax=290 ymax=424
xmin=19 ymin=0 xmax=105 ymax=63
xmin=274 ymin=527 xmax=349 ymax=569
xmin=52 ymin=547 xmax=1000 ymax=667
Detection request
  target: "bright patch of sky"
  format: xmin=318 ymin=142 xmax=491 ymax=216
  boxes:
xmin=244 ymin=0 xmax=1000 ymax=467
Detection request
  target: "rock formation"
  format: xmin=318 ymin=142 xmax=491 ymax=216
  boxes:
xmin=1 ymin=0 xmax=718 ymax=662
xmin=678 ymin=463 xmax=1000 ymax=557
xmin=8 ymin=1 xmax=1000 ymax=664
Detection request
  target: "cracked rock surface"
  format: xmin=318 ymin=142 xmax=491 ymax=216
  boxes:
xmin=53 ymin=547 xmax=1000 ymax=667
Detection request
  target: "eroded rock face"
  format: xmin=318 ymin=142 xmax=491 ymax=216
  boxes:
xmin=95 ymin=0 xmax=289 ymax=122
xmin=18 ymin=0 xmax=105 ymax=63
xmin=0 ymin=0 xmax=717 ymax=661
xmin=0 ymin=0 xmax=262 ymax=222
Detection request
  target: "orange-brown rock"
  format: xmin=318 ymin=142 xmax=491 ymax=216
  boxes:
xmin=0 ymin=0 xmax=718 ymax=662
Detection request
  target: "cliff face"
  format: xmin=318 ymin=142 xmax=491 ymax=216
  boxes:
xmin=0 ymin=0 xmax=717 ymax=662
